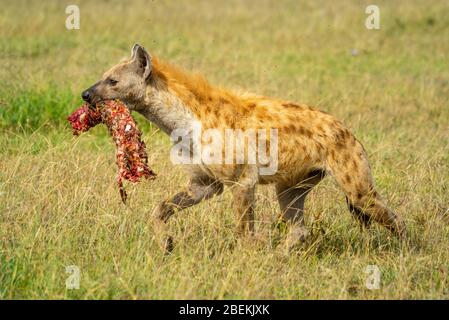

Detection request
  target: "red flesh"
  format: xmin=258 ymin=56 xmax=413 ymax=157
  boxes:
xmin=67 ymin=100 xmax=156 ymax=203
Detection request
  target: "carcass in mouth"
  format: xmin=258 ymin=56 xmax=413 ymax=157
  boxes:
xmin=67 ymin=100 xmax=156 ymax=203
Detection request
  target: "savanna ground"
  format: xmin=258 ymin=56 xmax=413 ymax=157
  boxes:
xmin=0 ymin=0 xmax=448 ymax=299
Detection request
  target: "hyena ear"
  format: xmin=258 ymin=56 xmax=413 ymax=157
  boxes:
xmin=131 ymin=44 xmax=152 ymax=80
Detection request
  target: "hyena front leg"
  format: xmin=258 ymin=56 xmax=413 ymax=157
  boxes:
xmin=231 ymin=165 xmax=258 ymax=236
xmin=152 ymin=174 xmax=223 ymax=252
xmin=276 ymin=170 xmax=325 ymax=252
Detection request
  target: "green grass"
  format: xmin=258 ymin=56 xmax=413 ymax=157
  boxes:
xmin=0 ymin=85 xmax=76 ymax=129
xmin=0 ymin=0 xmax=448 ymax=299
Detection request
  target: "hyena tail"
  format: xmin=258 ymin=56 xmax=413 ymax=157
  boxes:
xmin=325 ymin=139 xmax=406 ymax=238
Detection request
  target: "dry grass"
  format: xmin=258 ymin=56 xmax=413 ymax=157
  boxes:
xmin=0 ymin=0 xmax=448 ymax=299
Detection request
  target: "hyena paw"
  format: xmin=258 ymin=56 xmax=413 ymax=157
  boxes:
xmin=151 ymin=204 xmax=175 ymax=253
xmin=152 ymin=234 xmax=174 ymax=254
xmin=283 ymin=227 xmax=310 ymax=254
xmin=163 ymin=235 xmax=174 ymax=254
xmin=152 ymin=202 xmax=174 ymax=222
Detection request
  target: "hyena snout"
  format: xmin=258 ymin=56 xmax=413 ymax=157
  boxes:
xmin=81 ymin=89 xmax=92 ymax=103
xmin=81 ymin=81 xmax=102 ymax=104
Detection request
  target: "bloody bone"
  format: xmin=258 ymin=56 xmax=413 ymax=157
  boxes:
xmin=67 ymin=100 xmax=156 ymax=203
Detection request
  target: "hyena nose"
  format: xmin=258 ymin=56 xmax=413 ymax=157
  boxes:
xmin=81 ymin=90 xmax=91 ymax=103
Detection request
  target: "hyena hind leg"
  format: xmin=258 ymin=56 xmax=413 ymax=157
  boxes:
xmin=276 ymin=170 xmax=325 ymax=252
xmin=346 ymin=196 xmax=372 ymax=229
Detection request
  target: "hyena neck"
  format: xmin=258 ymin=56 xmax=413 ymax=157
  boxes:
xmin=139 ymin=86 xmax=197 ymax=135
xmin=138 ymin=57 xmax=245 ymax=133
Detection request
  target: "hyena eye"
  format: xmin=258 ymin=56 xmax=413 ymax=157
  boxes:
xmin=106 ymin=78 xmax=118 ymax=86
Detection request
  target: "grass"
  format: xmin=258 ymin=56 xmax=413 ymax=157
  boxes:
xmin=0 ymin=0 xmax=448 ymax=299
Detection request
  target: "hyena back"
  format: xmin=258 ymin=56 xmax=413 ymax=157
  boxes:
xmin=82 ymin=44 xmax=406 ymax=251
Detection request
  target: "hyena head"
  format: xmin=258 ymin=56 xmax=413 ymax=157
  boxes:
xmin=82 ymin=44 xmax=151 ymax=109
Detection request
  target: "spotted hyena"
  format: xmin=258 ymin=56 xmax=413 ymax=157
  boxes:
xmin=82 ymin=44 xmax=406 ymax=251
